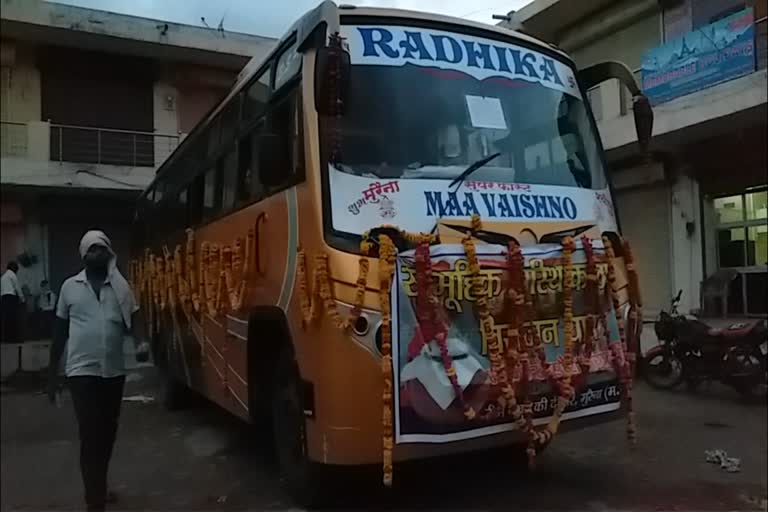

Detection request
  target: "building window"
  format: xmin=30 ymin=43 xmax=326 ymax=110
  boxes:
xmin=714 ymin=190 xmax=767 ymax=267
xmin=712 ymin=188 xmax=767 ymax=316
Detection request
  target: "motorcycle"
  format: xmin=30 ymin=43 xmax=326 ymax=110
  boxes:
xmin=644 ymin=290 xmax=767 ymax=399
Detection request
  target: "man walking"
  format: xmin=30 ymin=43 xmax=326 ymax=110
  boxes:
xmin=1 ymin=261 xmax=25 ymax=343
xmin=47 ymin=231 xmax=147 ymax=512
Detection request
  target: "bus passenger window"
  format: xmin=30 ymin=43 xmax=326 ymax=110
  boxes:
xmin=237 ymin=123 xmax=266 ymax=203
xmin=203 ymin=167 xmax=220 ymax=220
xmin=221 ymin=147 xmax=238 ymax=211
xmin=178 ymin=187 xmax=189 ymax=228
xmin=189 ymin=174 xmax=204 ymax=226
xmin=237 ymin=134 xmax=252 ymax=203
xmin=269 ymin=93 xmax=301 ymax=184
xmin=243 ymin=71 xmax=270 ymax=121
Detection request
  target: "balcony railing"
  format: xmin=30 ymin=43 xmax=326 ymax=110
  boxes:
xmin=1 ymin=120 xmax=179 ymax=168
xmin=50 ymin=124 xmax=179 ymax=167
xmin=0 ymin=121 xmax=29 ymax=157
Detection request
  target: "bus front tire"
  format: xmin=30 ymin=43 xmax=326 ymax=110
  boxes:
xmin=271 ymin=348 xmax=329 ymax=508
xmin=158 ymin=370 xmax=192 ymax=411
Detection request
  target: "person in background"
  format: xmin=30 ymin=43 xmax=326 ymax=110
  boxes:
xmin=1 ymin=261 xmax=25 ymax=344
xmin=38 ymin=279 xmax=57 ymax=337
xmin=47 ymin=231 xmax=148 ymax=512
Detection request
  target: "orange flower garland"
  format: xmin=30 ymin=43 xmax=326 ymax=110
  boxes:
xmin=132 ymin=218 xmax=644 ymax=486
xmin=622 ymin=238 xmax=642 ymax=376
xmin=414 ymin=240 xmax=477 ymax=421
xmin=602 ymin=236 xmax=637 ymax=445
xmin=462 ymin=215 xmax=511 ymax=421
xmin=296 ymin=250 xmax=369 ymax=331
xmin=506 ymin=242 xmax=538 ymax=464
xmin=537 ymin=236 xmax=576 ymax=452
xmin=578 ymin=236 xmax=599 ymax=386
xmin=376 ymin=234 xmax=397 ymax=487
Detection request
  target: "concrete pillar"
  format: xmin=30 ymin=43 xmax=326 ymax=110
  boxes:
xmin=670 ymin=172 xmax=704 ymax=314
xmin=153 ymin=81 xmax=179 ymax=168
xmin=26 ymin=121 xmax=49 ymax=161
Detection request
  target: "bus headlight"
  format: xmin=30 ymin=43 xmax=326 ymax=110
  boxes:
xmin=621 ymin=302 xmax=643 ymax=339
xmin=333 ymin=300 xmax=382 ymax=357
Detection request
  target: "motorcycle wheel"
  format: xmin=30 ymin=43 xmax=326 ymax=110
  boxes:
xmin=643 ymin=350 xmax=684 ymax=389
xmin=731 ymin=347 xmax=767 ymax=400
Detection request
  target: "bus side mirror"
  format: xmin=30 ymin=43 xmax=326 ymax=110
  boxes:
xmin=314 ymin=44 xmax=350 ymax=116
xmin=632 ymin=94 xmax=653 ymax=154
xmin=257 ymin=133 xmax=284 ymax=187
xmin=578 ymin=61 xmax=654 ymax=154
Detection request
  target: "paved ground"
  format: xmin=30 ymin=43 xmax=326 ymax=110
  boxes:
xmin=1 ymin=369 xmax=766 ymax=511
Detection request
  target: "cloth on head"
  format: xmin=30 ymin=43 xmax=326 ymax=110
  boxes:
xmin=79 ymin=230 xmax=137 ymax=329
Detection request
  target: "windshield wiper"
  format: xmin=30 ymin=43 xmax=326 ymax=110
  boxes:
xmin=449 ymin=152 xmax=501 ymax=190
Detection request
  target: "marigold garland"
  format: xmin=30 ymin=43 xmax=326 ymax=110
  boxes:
xmin=132 ymin=217 xmax=643 ymax=487
xmin=506 ymin=242 xmax=537 ymax=464
xmin=602 ymin=236 xmax=637 ymax=445
xmin=414 ymin=241 xmax=476 ymax=421
xmin=296 ymin=251 xmax=369 ymax=331
xmin=462 ymin=215 xmax=506 ymax=421
xmin=578 ymin=236 xmax=599 ymax=386
xmin=622 ymin=238 xmax=642 ymax=376
xmin=376 ymin=234 xmax=397 ymax=488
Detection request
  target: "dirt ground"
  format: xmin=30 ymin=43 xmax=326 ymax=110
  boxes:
xmin=1 ymin=368 xmax=766 ymax=511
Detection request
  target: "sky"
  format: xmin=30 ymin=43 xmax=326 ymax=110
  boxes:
xmin=50 ymin=0 xmax=531 ymax=38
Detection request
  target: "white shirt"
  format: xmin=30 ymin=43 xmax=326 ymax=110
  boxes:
xmin=39 ymin=290 xmax=57 ymax=312
xmin=57 ymin=270 xmax=138 ymax=378
xmin=1 ymin=270 xmax=25 ymax=301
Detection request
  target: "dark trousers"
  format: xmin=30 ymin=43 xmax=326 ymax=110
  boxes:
xmin=67 ymin=376 xmax=126 ymax=511
xmin=1 ymin=294 xmax=20 ymax=343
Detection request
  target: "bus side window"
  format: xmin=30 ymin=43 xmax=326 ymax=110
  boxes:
xmin=237 ymin=121 xmax=265 ymax=204
xmin=190 ymin=173 xmax=205 ymax=226
xmin=177 ymin=187 xmax=189 ymax=229
xmin=221 ymin=145 xmax=238 ymax=211
xmin=266 ymin=90 xmax=303 ymax=188
xmin=243 ymin=70 xmax=271 ymax=121
xmin=203 ymin=166 xmax=221 ymax=221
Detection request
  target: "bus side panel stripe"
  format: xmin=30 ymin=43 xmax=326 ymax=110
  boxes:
xmin=277 ymin=187 xmax=299 ymax=310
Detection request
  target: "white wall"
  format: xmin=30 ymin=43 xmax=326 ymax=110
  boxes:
xmin=669 ymin=172 xmax=704 ymax=314
xmin=0 ymin=40 xmax=41 ymax=123
xmin=571 ymin=13 xmax=661 ymax=125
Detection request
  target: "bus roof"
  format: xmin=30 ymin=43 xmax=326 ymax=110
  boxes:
xmin=142 ymin=1 xmax=570 ymax=199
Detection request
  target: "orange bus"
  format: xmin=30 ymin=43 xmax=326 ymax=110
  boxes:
xmin=131 ymin=1 xmax=652 ymax=505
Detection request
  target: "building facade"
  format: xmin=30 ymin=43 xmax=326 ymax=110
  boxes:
xmin=0 ymin=0 xmax=274 ymax=339
xmin=502 ymin=0 xmax=767 ymax=326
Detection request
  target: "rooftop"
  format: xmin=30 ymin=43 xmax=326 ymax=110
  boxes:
xmin=0 ymin=0 xmax=276 ymax=69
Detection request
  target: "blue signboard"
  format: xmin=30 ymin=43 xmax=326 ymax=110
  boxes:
xmin=641 ymin=8 xmax=755 ymax=105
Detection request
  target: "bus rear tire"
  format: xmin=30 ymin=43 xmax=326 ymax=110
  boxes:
xmin=158 ymin=369 xmax=192 ymax=411
xmin=271 ymin=347 xmax=330 ymax=508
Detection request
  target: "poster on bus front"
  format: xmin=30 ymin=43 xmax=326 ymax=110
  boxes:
xmin=391 ymin=243 xmax=624 ymax=444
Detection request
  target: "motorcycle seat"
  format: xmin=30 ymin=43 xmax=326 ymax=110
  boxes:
xmin=707 ymin=320 xmax=763 ymax=338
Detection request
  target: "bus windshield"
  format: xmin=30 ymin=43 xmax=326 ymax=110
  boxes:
xmin=330 ymin=64 xmax=606 ymax=190
xmin=321 ymin=25 xmax=616 ymax=245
